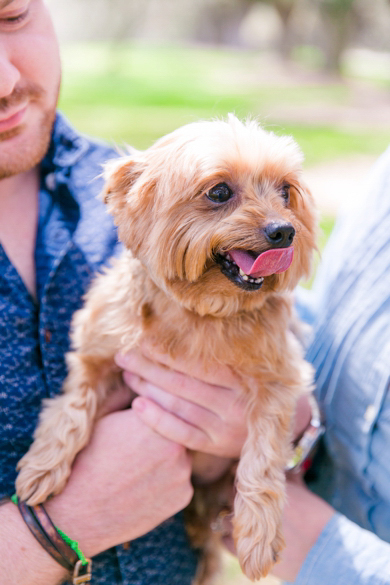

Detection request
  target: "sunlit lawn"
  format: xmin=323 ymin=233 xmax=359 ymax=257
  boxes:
xmin=58 ymin=43 xmax=389 ymax=166
xmin=59 ymin=42 xmax=340 ymax=289
xmin=216 ymin=553 xmax=282 ymax=585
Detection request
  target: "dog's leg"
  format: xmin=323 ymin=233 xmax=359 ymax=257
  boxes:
xmin=16 ymin=353 xmax=119 ymax=505
xmin=16 ymin=256 xmax=146 ymax=506
xmin=186 ymin=469 xmax=236 ymax=585
xmin=233 ymin=391 xmax=295 ymax=580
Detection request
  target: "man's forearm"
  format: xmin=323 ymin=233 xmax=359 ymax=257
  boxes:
xmin=0 ymin=502 xmax=67 ymax=585
xmin=272 ymin=479 xmax=334 ymax=582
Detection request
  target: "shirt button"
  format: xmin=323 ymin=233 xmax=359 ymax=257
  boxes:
xmin=44 ymin=329 xmax=52 ymax=343
xmin=54 ymin=229 xmax=65 ymax=241
xmin=45 ymin=172 xmax=56 ymax=191
xmin=364 ymin=404 xmax=376 ymax=424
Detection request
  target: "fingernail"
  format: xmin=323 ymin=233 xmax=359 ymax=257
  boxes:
xmin=133 ymin=398 xmax=146 ymax=412
xmin=114 ymin=352 xmax=127 ymax=367
xmin=140 ymin=341 xmax=161 ymax=358
xmin=123 ymin=372 xmax=140 ymax=387
xmin=115 ymin=351 xmax=136 ymax=367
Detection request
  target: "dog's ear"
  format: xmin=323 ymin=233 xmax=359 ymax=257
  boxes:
xmin=101 ymin=155 xmax=143 ymax=205
xmin=101 ymin=153 xmax=156 ymax=255
xmin=289 ymin=178 xmax=318 ymax=282
xmin=292 ymin=179 xmax=318 ymax=244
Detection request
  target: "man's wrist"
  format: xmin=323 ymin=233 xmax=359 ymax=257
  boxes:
xmin=0 ymin=501 xmax=66 ymax=585
xmin=272 ymin=480 xmax=335 ymax=582
xmin=293 ymin=394 xmax=313 ymax=440
xmin=45 ymin=492 xmax=103 ymax=559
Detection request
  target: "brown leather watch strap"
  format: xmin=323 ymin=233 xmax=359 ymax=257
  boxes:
xmin=17 ymin=500 xmax=74 ymax=572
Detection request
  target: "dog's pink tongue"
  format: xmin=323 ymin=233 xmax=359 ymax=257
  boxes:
xmin=229 ymin=247 xmax=294 ymax=277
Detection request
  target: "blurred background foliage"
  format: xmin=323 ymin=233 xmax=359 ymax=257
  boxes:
xmin=52 ymin=0 xmax=390 ymax=281
xmin=59 ymin=43 xmax=389 ymax=163
xmin=52 ymin=0 xmax=390 ymax=177
xmin=51 ymin=0 xmax=390 ymax=159
xmin=52 ymin=0 xmax=390 ymax=74
xmin=49 ymin=2 xmax=389 ymax=581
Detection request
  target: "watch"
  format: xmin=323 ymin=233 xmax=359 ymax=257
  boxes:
xmin=286 ymin=394 xmax=325 ymax=474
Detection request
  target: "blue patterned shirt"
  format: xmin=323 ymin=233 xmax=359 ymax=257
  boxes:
xmin=0 ymin=113 xmax=198 ymax=584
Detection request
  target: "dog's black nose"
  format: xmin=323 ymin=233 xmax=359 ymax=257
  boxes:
xmin=263 ymin=222 xmax=295 ymax=248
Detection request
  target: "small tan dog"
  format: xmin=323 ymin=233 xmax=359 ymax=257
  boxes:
xmin=16 ymin=115 xmax=317 ymax=581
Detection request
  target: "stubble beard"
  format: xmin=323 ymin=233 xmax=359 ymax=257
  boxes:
xmin=0 ymin=82 xmax=58 ymax=180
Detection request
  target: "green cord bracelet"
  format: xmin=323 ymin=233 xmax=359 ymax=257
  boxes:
xmin=11 ymin=495 xmax=88 ymax=566
xmin=56 ymin=527 xmax=88 ymax=566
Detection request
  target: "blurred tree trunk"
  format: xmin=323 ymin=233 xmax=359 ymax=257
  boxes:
xmin=272 ymin=0 xmax=300 ymax=58
xmin=249 ymin=0 xmax=302 ymax=60
xmin=316 ymin=0 xmax=356 ymax=73
xmin=195 ymin=0 xmax=254 ymax=45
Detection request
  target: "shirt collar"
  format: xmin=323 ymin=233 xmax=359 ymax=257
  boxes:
xmin=42 ymin=111 xmax=90 ymax=173
xmin=38 ymin=111 xmax=120 ymax=274
xmin=39 ymin=112 xmax=86 ymax=241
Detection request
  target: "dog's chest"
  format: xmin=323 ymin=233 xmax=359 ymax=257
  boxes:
xmin=139 ymin=294 xmax=293 ymax=384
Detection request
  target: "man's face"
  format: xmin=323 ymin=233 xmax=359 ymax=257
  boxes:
xmin=0 ymin=0 xmax=61 ymax=179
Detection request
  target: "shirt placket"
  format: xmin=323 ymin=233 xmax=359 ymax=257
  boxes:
xmin=38 ymin=240 xmax=94 ymax=397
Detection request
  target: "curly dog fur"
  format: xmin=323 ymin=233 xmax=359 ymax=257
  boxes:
xmin=16 ymin=115 xmax=317 ymax=581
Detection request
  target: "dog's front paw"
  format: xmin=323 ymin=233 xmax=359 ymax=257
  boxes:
xmin=16 ymin=454 xmax=71 ymax=505
xmin=233 ymin=486 xmax=285 ymax=580
xmin=236 ymin=525 xmax=285 ymax=580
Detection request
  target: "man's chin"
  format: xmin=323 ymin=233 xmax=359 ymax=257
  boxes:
xmin=0 ymin=124 xmax=25 ymax=144
xmin=0 ymin=109 xmax=56 ymax=180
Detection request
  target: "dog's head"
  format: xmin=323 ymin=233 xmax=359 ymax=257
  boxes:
xmin=103 ymin=115 xmax=317 ymax=316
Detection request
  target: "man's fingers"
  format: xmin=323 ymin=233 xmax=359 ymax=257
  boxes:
xmin=116 ymin=349 xmax=231 ymax=412
xmin=292 ymin=394 xmax=312 ymax=440
xmin=132 ymin=396 xmax=212 ymax=451
xmin=140 ymin=342 xmax=242 ymax=390
xmin=123 ymin=371 xmax=219 ymax=428
xmin=98 ymin=385 xmax=135 ymax=417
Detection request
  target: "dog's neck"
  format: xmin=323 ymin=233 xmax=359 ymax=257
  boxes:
xmin=139 ymin=270 xmax=295 ymax=376
xmin=129 ymin=254 xmax=291 ymax=322
xmin=148 ymin=272 xmax=285 ymax=320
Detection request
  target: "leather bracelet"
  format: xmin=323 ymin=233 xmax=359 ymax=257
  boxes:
xmin=33 ymin=503 xmax=79 ymax=568
xmin=0 ymin=496 xmax=69 ymax=567
xmin=16 ymin=499 xmax=92 ymax=584
xmin=17 ymin=500 xmax=74 ymax=571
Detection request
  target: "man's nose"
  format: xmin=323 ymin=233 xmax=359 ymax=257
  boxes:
xmin=0 ymin=45 xmax=21 ymax=99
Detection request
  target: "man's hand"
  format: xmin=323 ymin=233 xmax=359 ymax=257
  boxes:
xmin=0 ymin=370 xmax=195 ymax=585
xmin=212 ymin=393 xmax=316 ymax=559
xmin=115 ymin=347 xmax=248 ymax=459
xmin=45 ymin=409 xmax=194 ymax=558
xmin=217 ymin=396 xmax=333 ymax=582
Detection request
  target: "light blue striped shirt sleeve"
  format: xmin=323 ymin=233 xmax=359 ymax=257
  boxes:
xmin=293 ymin=514 xmax=390 ymax=585
xmin=291 ymin=146 xmax=390 ymax=585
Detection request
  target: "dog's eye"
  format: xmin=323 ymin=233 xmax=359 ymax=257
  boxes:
xmin=281 ymin=183 xmax=290 ymax=204
xmin=206 ymin=183 xmax=233 ymax=204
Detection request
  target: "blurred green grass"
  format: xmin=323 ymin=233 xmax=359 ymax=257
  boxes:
xmin=59 ymin=42 xmax=341 ymax=277
xmin=302 ymin=213 xmax=335 ymax=289
xmin=59 ymin=42 xmax=343 ymax=287
xmin=58 ymin=43 xmax=389 ymax=167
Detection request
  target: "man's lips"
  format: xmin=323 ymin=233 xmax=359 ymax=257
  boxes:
xmin=0 ymin=105 xmax=28 ymax=133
